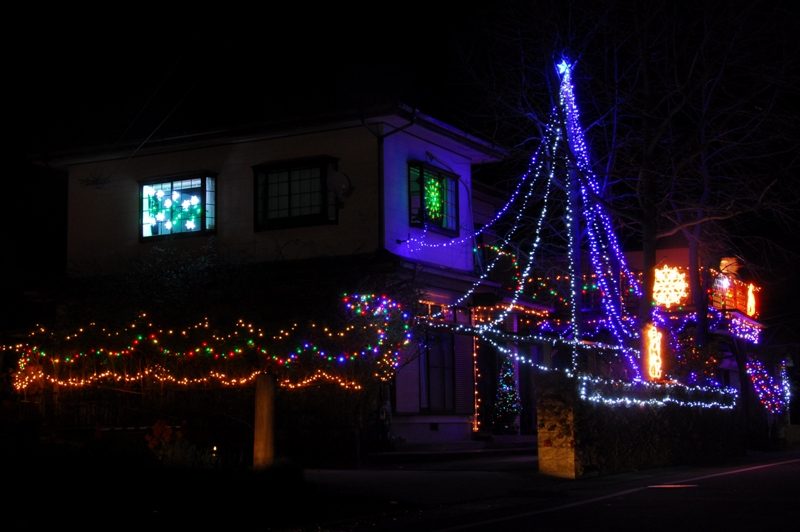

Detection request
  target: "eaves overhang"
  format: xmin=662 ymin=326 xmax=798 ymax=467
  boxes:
xmin=33 ymin=103 xmax=506 ymax=170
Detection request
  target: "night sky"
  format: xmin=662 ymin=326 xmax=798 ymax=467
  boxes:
xmin=11 ymin=11 xmax=476 ymax=156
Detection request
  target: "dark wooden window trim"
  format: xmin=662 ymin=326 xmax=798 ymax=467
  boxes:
xmin=408 ymin=161 xmax=459 ymax=238
xmin=253 ymin=155 xmax=339 ymax=231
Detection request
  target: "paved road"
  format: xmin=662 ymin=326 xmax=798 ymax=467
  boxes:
xmin=304 ymin=449 xmax=800 ymax=531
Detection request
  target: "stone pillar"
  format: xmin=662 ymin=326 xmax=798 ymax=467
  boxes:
xmin=534 ymin=371 xmax=580 ymax=479
xmin=253 ymin=373 xmax=276 ymax=469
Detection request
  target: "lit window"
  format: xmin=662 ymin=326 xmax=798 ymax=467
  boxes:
xmin=253 ymin=156 xmax=338 ymax=230
xmin=408 ymin=162 xmax=458 ymax=236
xmin=140 ymin=174 xmax=216 ymax=240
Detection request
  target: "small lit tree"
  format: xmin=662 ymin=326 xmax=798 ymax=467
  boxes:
xmin=493 ymin=356 xmax=521 ymax=434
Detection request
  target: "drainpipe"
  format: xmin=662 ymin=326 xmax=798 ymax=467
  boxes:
xmin=378 ymin=132 xmax=385 ymax=250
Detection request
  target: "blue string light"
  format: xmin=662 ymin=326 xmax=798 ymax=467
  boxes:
xmin=412 ymin=60 xmax=781 ymax=412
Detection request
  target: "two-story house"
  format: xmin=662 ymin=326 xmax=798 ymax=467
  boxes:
xmin=51 ymin=104 xmax=507 ymax=444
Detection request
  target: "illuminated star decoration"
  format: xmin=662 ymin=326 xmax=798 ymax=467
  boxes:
xmin=653 ymin=265 xmax=689 ymax=308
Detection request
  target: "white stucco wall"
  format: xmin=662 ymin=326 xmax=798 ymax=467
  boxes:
xmin=67 ymin=127 xmax=379 ymax=273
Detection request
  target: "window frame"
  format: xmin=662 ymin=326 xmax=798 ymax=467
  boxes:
xmin=139 ymin=171 xmax=217 ymax=242
xmin=408 ymin=161 xmax=459 ymax=237
xmin=253 ymin=156 xmax=339 ymax=231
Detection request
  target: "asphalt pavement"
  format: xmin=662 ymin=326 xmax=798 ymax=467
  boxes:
xmin=8 ymin=437 xmax=798 ymax=530
xmin=303 ymin=446 xmax=800 ymax=531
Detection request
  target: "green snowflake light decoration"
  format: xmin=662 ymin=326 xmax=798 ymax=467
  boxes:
xmin=424 ymin=175 xmax=444 ymax=221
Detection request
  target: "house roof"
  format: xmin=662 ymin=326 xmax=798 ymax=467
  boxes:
xmin=35 ymin=103 xmax=506 ymax=169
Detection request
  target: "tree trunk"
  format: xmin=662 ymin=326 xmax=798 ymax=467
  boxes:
xmin=253 ymin=373 xmax=276 ymax=469
xmin=639 ymin=190 xmax=658 ymax=370
xmin=689 ymin=236 xmax=708 ymax=348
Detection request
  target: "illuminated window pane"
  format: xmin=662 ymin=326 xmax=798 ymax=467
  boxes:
xmin=408 ymin=162 xmax=459 ymax=237
xmin=140 ymin=174 xmax=216 ymax=240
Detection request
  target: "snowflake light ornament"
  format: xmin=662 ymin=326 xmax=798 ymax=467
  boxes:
xmin=653 ymin=265 xmax=688 ymax=308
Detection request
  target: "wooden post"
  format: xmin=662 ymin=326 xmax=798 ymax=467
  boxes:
xmin=542 ymin=343 xmax=552 ymax=368
xmin=253 ymin=373 xmax=276 ymax=469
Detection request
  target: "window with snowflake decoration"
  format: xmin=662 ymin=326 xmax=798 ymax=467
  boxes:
xmin=141 ymin=173 xmax=216 ymax=240
xmin=408 ymin=162 xmax=458 ymax=237
xmin=652 ymin=265 xmax=688 ymax=308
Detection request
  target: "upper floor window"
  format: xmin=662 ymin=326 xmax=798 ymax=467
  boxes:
xmin=253 ymin=156 xmax=338 ymax=231
xmin=408 ymin=162 xmax=458 ymax=237
xmin=141 ymin=173 xmax=216 ymax=240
